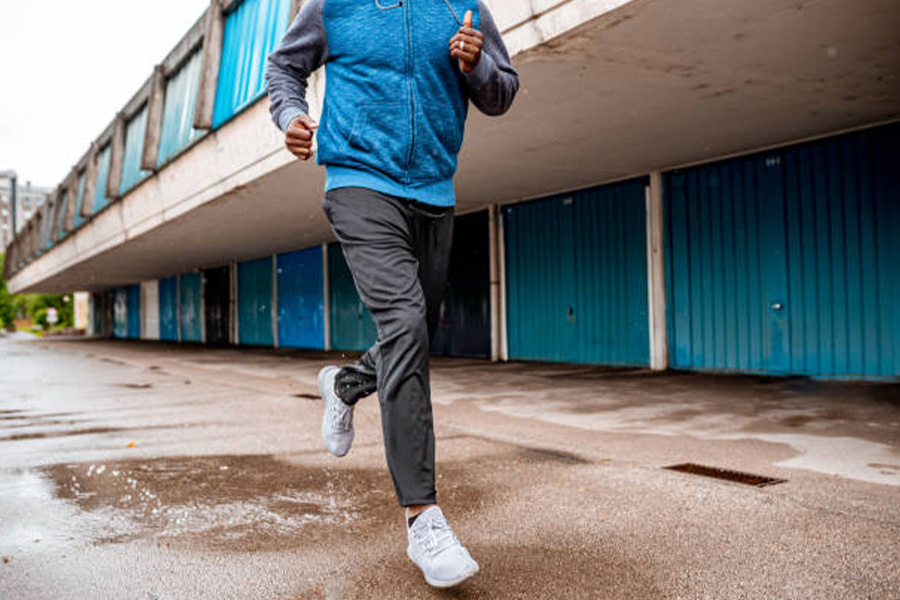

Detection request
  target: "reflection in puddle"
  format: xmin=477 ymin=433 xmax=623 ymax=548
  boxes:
xmin=43 ymin=455 xmax=397 ymax=551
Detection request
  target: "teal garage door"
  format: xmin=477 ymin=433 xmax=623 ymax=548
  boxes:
xmin=238 ymin=257 xmax=274 ymax=346
xmin=504 ymin=179 xmax=650 ymax=365
xmin=179 ymin=273 xmax=203 ymax=343
xmin=327 ymin=243 xmax=377 ymax=352
xmin=665 ymin=123 xmax=900 ymax=379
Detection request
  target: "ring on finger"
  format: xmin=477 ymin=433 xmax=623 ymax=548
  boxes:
xmin=459 ymin=40 xmax=465 ymax=52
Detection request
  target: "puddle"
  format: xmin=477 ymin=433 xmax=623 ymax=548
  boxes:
xmin=0 ymin=424 xmax=182 ymax=443
xmin=39 ymin=454 xmax=483 ymax=552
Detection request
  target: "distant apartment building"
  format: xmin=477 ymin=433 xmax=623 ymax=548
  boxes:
xmin=1 ymin=180 xmax=51 ymax=249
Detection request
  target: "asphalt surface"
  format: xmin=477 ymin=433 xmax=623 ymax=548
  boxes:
xmin=0 ymin=336 xmax=898 ymax=599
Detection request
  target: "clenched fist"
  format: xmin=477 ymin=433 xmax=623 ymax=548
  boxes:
xmin=285 ymin=114 xmax=318 ymax=161
xmin=449 ymin=10 xmax=482 ymax=74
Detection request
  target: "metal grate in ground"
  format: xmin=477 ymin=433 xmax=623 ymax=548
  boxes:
xmin=664 ymin=463 xmax=787 ymax=487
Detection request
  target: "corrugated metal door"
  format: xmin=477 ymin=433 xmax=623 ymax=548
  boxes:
xmin=433 ymin=210 xmax=491 ymax=358
xmin=277 ymin=247 xmax=325 ymax=349
xmin=328 ymin=243 xmax=378 ymax=352
xmin=121 ymin=105 xmax=151 ymax=193
xmin=504 ymin=179 xmax=650 ymax=365
xmin=665 ymin=123 xmax=900 ymax=379
xmin=238 ymin=257 xmax=274 ymax=346
xmin=179 ymin=272 xmax=203 ymax=343
xmin=158 ymin=50 xmax=203 ymax=165
xmin=127 ymin=285 xmax=141 ymax=339
xmin=113 ymin=287 xmax=128 ymax=339
xmin=212 ymin=0 xmax=291 ymax=128
xmin=203 ymin=266 xmax=230 ymax=345
xmin=159 ymin=276 xmax=179 ymax=341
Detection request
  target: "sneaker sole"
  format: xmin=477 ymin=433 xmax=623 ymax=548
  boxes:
xmin=406 ymin=548 xmax=479 ymax=589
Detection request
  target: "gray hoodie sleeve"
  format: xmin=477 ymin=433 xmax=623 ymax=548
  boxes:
xmin=464 ymin=1 xmax=519 ymax=116
xmin=265 ymin=0 xmax=329 ymax=132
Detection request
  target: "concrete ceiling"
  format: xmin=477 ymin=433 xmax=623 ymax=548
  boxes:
xmin=24 ymin=0 xmax=900 ymax=292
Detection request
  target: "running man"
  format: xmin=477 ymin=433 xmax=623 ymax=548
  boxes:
xmin=266 ymin=0 xmax=518 ymax=588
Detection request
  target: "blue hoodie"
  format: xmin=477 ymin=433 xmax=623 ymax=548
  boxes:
xmin=266 ymin=0 xmax=519 ymax=207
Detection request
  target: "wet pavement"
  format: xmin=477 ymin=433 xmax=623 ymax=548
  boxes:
xmin=0 ymin=337 xmax=898 ymax=599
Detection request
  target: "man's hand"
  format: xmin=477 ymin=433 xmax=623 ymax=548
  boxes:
xmin=285 ymin=115 xmax=318 ymax=161
xmin=449 ymin=11 xmax=482 ymax=74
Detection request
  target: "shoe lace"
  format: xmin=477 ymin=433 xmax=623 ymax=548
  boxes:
xmin=330 ymin=398 xmax=353 ymax=432
xmin=413 ymin=514 xmax=459 ymax=556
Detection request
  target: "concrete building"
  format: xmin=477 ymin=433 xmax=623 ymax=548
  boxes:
xmin=0 ymin=179 xmax=51 ymax=249
xmin=3 ymin=0 xmax=899 ymax=380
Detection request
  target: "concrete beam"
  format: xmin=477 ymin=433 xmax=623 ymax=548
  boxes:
xmin=63 ymin=170 xmax=79 ymax=233
xmin=646 ymin=172 xmax=668 ymax=371
xmin=194 ymin=0 xmax=225 ymax=131
xmin=106 ymin=113 xmax=127 ymax=201
xmin=48 ymin=186 xmax=63 ymax=244
xmin=141 ymin=65 xmax=166 ymax=171
xmin=80 ymin=143 xmax=99 ymax=219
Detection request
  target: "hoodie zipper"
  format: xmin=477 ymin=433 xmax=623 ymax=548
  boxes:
xmin=403 ymin=0 xmax=415 ymax=182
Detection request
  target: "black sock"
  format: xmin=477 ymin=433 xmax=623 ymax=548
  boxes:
xmin=407 ymin=513 xmax=421 ymax=528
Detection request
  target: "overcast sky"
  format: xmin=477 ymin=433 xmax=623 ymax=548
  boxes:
xmin=0 ymin=0 xmax=210 ymax=188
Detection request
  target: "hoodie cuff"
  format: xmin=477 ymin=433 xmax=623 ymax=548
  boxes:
xmin=463 ymin=51 xmax=495 ymax=90
xmin=278 ymin=106 xmax=308 ymax=133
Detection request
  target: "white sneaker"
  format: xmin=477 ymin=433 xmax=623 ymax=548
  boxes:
xmin=318 ymin=365 xmax=354 ymax=457
xmin=406 ymin=506 xmax=479 ymax=588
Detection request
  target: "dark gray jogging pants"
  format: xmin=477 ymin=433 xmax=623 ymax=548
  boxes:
xmin=322 ymin=187 xmax=454 ymax=507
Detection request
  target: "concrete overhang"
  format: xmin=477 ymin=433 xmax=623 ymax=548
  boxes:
xmin=8 ymin=0 xmax=899 ymax=294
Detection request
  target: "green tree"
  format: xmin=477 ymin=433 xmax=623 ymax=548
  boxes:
xmin=0 ymin=253 xmax=16 ymax=328
xmin=0 ymin=253 xmax=74 ymax=330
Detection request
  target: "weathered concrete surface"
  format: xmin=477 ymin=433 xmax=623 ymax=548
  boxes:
xmin=0 ymin=337 xmax=898 ymax=599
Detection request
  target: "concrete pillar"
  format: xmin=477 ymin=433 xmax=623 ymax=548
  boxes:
xmin=141 ymin=65 xmax=166 ymax=171
xmin=194 ymin=1 xmax=225 ymax=131
xmin=488 ymin=205 xmax=502 ymax=362
xmin=646 ymin=172 xmax=668 ymax=371
xmin=106 ymin=113 xmax=127 ymax=201
xmin=141 ymin=280 xmax=161 ymax=340
xmin=497 ymin=205 xmax=509 ymax=362
xmin=74 ymin=292 xmax=89 ymax=331
xmin=80 ymin=143 xmax=99 ymax=219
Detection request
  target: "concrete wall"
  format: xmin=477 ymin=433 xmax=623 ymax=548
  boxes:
xmin=141 ymin=280 xmax=160 ymax=340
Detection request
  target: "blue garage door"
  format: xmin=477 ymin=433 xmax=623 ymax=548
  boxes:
xmin=665 ymin=123 xmax=900 ymax=379
xmin=505 ymin=179 xmax=650 ymax=365
xmin=277 ymin=247 xmax=325 ymax=349
xmin=238 ymin=256 xmax=274 ymax=346
xmin=159 ymin=276 xmax=179 ymax=341
xmin=179 ymin=273 xmax=203 ymax=343
xmin=328 ymin=243 xmax=377 ymax=352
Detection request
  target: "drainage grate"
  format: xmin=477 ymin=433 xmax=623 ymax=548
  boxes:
xmin=664 ymin=463 xmax=786 ymax=487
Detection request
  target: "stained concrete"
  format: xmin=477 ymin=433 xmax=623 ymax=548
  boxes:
xmin=0 ymin=337 xmax=898 ymax=599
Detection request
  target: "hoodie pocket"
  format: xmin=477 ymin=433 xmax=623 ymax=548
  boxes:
xmin=408 ymin=101 xmax=463 ymax=182
xmin=346 ymin=102 xmax=410 ymax=180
